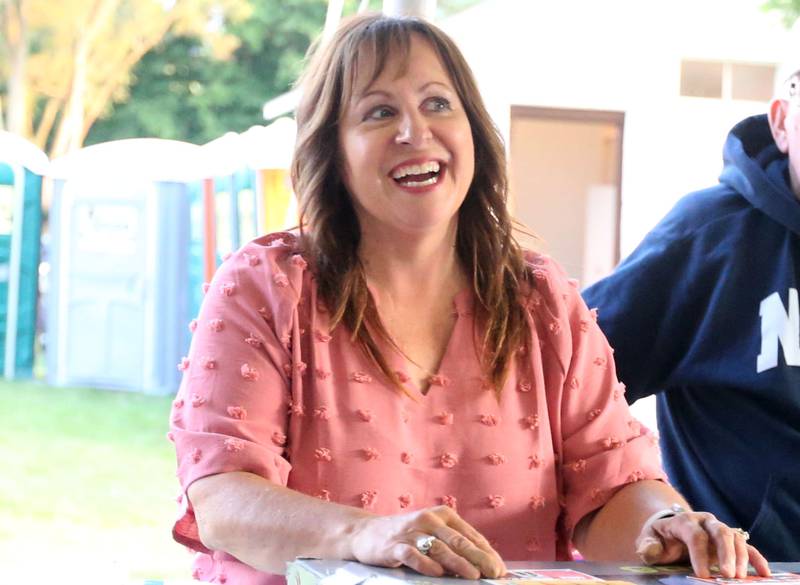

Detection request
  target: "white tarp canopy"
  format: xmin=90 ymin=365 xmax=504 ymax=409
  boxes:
xmin=0 ymin=132 xmax=49 ymax=175
xmin=48 ymin=117 xmax=297 ymax=184
xmin=48 ymin=138 xmax=203 ymax=182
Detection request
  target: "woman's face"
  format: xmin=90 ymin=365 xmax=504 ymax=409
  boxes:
xmin=337 ymin=35 xmax=475 ymax=240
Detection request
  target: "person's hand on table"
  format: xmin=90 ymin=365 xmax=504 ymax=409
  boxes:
xmin=349 ymin=505 xmax=506 ymax=579
xmin=636 ymin=509 xmax=771 ymax=579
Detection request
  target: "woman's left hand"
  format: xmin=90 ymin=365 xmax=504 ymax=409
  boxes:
xmin=635 ymin=510 xmax=771 ymax=578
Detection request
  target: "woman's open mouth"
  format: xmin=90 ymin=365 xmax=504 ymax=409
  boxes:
xmin=391 ymin=160 xmax=444 ymax=188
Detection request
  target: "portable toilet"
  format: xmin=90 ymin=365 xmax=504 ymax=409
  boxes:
xmin=184 ymin=122 xmax=297 ymax=324
xmin=0 ymin=132 xmax=46 ymax=379
xmin=47 ymin=139 xmax=199 ymax=395
xmin=186 ymin=133 xmax=255 ymax=321
xmin=196 ymin=132 xmax=258 ymax=262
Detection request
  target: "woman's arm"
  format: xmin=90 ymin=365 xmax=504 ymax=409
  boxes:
xmin=574 ymin=480 xmax=770 ymax=578
xmin=188 ymin=471 xmax=506 ymax=579
xmin=188 ymin=471 xmax=364 ymax=573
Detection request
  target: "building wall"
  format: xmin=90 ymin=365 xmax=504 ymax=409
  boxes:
xmin=441 ymin=0 xmax=789 ymax=261
xmin=509 ymin=113 xmax=621 ymax=286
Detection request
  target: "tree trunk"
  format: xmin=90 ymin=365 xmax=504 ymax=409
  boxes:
xmin=33 ymin=96 xmax=61 ymax=151
xmin=322 ymin=0 xmax=344 ymax=43
xmin=50 ymin=41 xmax=86 ymax=157
xmin=50 ymin=0 xmax=120 ymax=157
xmin=81 ymin=13 xmax=177 ymax=144
xmin=3 ymin=0 xmax=30 ymax=135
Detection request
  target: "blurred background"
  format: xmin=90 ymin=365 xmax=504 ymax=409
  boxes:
xmin=1 ymin=0 xmax=799 ymax=581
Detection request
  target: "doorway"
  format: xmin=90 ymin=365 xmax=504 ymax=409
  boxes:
xmin=509 ymin=106 xmax=624 ymax=288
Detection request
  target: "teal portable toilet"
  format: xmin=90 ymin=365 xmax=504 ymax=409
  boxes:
xmin=47 ymin=139 xmax=198 ymax=395
xmin=198 ymin=133 xmax=259 ymax=256
xmin=0 ymin=132 xmax=46 ymax=379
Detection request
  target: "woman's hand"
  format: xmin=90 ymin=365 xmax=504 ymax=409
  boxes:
xmin=636 ymin=510 xmax=771 ymax=578
xmin=349 ymin=505 xmax=506 ymax=579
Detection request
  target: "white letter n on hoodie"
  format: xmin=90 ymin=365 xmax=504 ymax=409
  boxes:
xmin=757 ymin=288 xmax=800 ymax=373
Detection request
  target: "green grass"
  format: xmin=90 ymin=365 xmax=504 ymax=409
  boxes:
xmin=0 ymin=380 xmax=196 ymax=582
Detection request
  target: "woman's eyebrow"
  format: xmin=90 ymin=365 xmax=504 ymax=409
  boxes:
xmin=355 ymin=89 xmax=391 ymax=104
xmin=419 ymin=80 xmax=453 ymax=93
xmin=356 ymin=80 xmax=452 ymax=103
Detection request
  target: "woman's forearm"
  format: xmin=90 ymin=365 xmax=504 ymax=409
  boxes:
xmin=573 ymin=479 xmax=690 ymax=560
xmin=187 ymin=471 xmax=374 ymax=574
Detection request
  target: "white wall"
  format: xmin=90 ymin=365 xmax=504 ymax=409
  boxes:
xmin=441 ymin=0 xmax=790 ymax=257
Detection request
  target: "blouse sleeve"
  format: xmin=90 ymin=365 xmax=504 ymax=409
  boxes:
xmin=168 ymin=235 xmax=304 ymax=553
xmin=531 ymin=254 xmax=667 ymax=543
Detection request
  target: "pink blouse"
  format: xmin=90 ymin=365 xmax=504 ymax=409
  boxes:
xmin=169 ymin=232 xmax=665 ymax=584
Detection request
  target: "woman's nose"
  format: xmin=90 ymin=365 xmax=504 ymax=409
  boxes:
xmin=395 ymin=111 xmax=433 ymax=146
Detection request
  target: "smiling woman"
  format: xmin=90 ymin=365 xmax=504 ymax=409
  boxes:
xmin=166 ymin=13 xmax=771 ymax=585
xmin=291 ymin=15 xmax=521 ymax=396
xmin=337 ymin=36 xmax=474 ymax=236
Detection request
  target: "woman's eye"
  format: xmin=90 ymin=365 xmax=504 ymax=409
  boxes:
xmin=426 ymin=97 xmax=452 ymax=112
xmin=365 ymin=106 xmax=394 ymax=121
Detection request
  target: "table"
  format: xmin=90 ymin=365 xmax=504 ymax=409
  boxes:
xmin=287 ymin=560 xmax=800 ymax=585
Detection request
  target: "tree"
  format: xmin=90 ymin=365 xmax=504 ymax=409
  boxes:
xmin=87 ymin=0 xmax=483 ymax=145
xmin=763 ymin=0 xmax=800 ymax=27
xmin=0 ymin=0 xmax=250 ymax=157
xmin=88 ymin=0 xmax=332 ymax=145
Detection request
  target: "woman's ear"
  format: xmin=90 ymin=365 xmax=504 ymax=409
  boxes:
xmin=769 ymin=98 xmax=791 ymax=154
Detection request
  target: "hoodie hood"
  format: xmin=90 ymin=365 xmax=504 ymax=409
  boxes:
xmin=720 ymin=113 xmax=800 ymax=234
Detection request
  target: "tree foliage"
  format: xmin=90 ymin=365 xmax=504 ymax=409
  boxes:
xmin=763 ymin=0 xmax=800 ymax=27
xmin=87 ymin=0 xmax=484 ymax=146
xmin=88 ymin=0 xmax=332 ymax=145
xmin=0 ymin=0 xmax=250 ymax=156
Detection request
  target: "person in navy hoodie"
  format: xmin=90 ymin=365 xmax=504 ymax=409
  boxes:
xmin=582 ymin=66 xmax=800 ymax=560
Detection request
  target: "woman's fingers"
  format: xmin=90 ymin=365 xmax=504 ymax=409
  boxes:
xmin=699 ymin=517 xmax=737 ymax=577
xmin=645 ymin=512 xmax=770 ymax=579
xmin=350 ymin=506 xmax=503 ymax=579
xmin=429 ymin=523 xmax=503 ymax=578
xmin=733 ymin=530 xmax=750 ymax=578
xmin=392 ymin=541 xmax=446 ymax=578
xmin=747 ymin=544 xmax=772 ymax=577
xmin=438 ymin=510 xmax=506 ymax=577
xmin=678 ymin=517 xmax=713 ymax=578
xmin=423 ymin=534 xmax=482 ymax=579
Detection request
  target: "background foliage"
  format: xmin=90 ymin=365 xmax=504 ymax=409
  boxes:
xmin=88 ymin=0 xmax=330 ymax=145
xmin=0 ymin=0 xmax=251 ymax=156
xmin=763 ymin=0 xmax=800 ymax=26
xmin=88 ymin=0 xmax=483 ymax=145
xmin=1 ymin=0 xmax=796 ymax=153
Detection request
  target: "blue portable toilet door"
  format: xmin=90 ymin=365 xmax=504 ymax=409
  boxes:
xmin=56 ymin=184 xmax=150 ymax=391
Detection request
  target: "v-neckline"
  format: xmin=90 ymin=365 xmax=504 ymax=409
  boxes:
xmin=399 ymin=287 xmax=473 ymax=399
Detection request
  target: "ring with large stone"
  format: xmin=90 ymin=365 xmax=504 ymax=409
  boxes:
xmin=732 ymin=528 xmax=750 ymax=542
xmin=415 ymin=535 xmax=437 ymax=555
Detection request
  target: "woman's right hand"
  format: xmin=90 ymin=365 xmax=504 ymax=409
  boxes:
xmin=348 ymin=505 xmax=506 ymax=579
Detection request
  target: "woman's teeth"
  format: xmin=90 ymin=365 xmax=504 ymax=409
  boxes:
xmin=392 ymin=161 xmax=442 ymax=187
xmin=392 ymin=161 xmax=440 ymax=179
xmin=401 ymin=175 xmax=438 ymax=187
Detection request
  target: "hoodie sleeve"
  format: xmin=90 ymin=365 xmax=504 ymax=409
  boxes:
xmin=581 ymin=212 xmax=715 ymax=403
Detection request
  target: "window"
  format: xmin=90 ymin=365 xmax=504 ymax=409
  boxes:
xmin=681 ymin=60 xmax=723 ymax=98
xmin=680 ymin=59 xmax=776 ymax=102
xmin=731 ymin=63 xmax=776 ymax=102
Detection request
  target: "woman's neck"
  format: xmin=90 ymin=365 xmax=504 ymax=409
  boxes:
xmin=358 ymin=221 xmax=467 ymax=304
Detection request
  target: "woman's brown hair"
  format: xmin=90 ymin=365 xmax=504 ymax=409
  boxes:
xmin=291 ymin=13 xmax=531 ymax=393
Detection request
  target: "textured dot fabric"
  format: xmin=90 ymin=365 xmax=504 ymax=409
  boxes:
xmin=169 ymin=232 xmax=666 ymax=585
